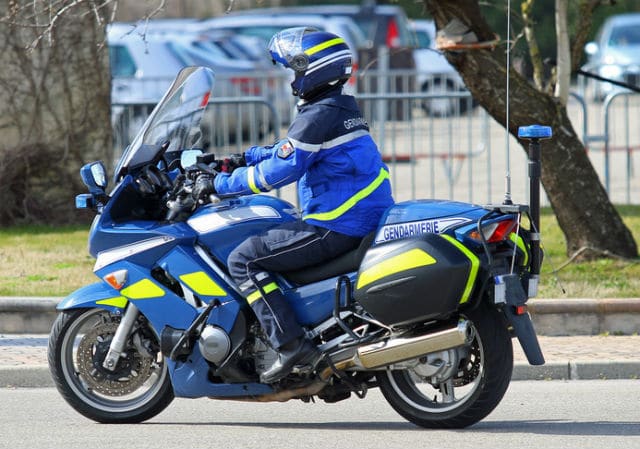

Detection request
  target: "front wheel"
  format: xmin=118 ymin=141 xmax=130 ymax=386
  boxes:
xmin=48 ymin=308 xmax=174 ymax=423
xmin=377 ymin=304 xmax=513 ymax=428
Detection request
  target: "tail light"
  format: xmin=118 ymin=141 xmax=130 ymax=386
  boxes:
xmin=386 ymin=19 xmax=400 ymax=48
xmin=468 ymin=218 xmax=518 ymax=243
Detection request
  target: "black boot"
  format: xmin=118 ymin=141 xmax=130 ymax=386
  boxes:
xmin=260 ymin=338 xmax=321 ymax=384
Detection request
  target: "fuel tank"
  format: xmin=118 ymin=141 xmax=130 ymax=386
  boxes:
xmin=187 ymin=194 xmax=298 ymax=263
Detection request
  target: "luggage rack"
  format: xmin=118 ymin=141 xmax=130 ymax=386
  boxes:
xmin=332 ymin=275 xmax=389 ymax=348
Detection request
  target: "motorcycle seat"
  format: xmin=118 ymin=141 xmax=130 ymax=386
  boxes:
xmin=283 ymin=232 xmax=375 ymax=286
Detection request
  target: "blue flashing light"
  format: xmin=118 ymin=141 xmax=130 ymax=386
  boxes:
xmin=518 ymin=125 xmax=552 ymax=139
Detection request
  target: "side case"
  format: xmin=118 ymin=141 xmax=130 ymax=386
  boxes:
xmin=353 ymin=233 xmax=480 ymax=326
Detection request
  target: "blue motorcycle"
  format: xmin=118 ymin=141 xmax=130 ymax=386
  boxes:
xmin=48 ymin=67 xmax=547 ymax=428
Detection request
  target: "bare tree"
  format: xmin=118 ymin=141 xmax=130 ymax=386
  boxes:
xmin=0 ymin=1 xmax=114 ymax=224
xmin=425 ymin=0 xmax=637 ymax=259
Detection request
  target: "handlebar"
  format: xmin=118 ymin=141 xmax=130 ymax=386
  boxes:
xmin=165 ymin=165 xmax=222 ymax=222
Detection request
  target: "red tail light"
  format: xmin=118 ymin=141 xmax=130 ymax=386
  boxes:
xmin=468 ymin=219 xmax=518 ymax=243
xmin=386 ymin=19 xmax=400 ymax=48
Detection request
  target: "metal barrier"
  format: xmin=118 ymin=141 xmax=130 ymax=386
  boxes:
xmin=110 ymin=70 xmax=640 ymax=206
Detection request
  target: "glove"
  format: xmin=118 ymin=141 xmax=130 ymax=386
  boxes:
xmin=192 ymin=173 xmax=216 ymax=202
xmin=220 ymin=153 xmax=247 ymax=173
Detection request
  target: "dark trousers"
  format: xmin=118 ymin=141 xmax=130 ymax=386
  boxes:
xmin=227 ymin=220 xmax=361 ymax=349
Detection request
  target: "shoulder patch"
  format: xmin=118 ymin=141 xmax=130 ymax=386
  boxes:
xmin=277 ymin=141 xmax=295 ymax=159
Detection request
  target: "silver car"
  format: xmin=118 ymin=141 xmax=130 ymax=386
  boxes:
xmin=108 ymin=22 xmax=278 ymax=149
xmin=410 ymin=19 xmax=472 ymax=116
xmin=582 ymin=13 xmax=640 ymax=101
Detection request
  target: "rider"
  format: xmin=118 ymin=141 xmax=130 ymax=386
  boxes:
xmin=193 ymin=27 xmax=394 ymax=383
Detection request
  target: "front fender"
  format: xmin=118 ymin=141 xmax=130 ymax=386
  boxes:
xmin=57 ymin=282 xmax=127 ymax=312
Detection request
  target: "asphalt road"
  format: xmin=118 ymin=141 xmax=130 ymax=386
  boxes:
xmin=1 ymin=380 xmax=638 ymax=449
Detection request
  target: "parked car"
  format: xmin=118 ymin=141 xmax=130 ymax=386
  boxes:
xmin=201 ymin=14 xmax=366 ymax=88
xmin=226 ymin=3 xmax=414 ymax=50
xmin=107 ymin=22 xmax=278 ymax=147
xmin=410 ymin=19 xmax=473 ymax=116
xmin=222 ymin=4 xmax=416 ymax=121
xmin=582 ymin=12 xmax=640 ymax=101
xmin=199 ymin=13 xmax=369 ymax=121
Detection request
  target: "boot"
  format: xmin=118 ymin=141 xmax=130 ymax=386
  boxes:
xmin=260 ymin=338 xmax=321 ymax=384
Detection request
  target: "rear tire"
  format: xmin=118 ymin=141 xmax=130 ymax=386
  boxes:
xmin=48 ymin=308 xmax=174 ymax=423
xmin=377 ymin=304 xmax=513 ymax=428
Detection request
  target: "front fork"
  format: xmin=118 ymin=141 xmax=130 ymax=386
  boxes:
xmin=102 ymin=303 xmax=140 ymax=371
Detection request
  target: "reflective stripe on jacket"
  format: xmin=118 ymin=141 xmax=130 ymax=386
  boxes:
xmin=214 ymin=87 xmax=394 ymax=237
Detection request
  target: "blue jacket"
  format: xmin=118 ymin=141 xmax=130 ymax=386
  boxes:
xmin=214 ymin=87 xmax=394 ymax=237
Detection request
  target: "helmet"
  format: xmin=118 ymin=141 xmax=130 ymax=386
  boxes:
xmin=268 ymin=27 xmax=353 ymax=99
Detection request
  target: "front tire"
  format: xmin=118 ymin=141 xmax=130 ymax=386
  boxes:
xmin=48 ymin=308 xmax=174 ymax=423
xmin=377 ymin=304 xmax=513 ymax=428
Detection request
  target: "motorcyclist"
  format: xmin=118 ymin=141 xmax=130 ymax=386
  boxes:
xmin=193 ymin=27 xmax=394 ymax=383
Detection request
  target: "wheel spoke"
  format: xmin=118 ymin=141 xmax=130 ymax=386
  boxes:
xmin=439 ymin=379 xmax=456 ymax=403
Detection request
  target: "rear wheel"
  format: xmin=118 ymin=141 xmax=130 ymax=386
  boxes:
xmin=48 ymin=308 xmax=174 ymax=423
xmin=377 ymin=304 xmax=513 ymax=428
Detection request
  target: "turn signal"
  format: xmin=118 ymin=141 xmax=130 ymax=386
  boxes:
xmin=104 ymin=269 xmax=128 ymax=290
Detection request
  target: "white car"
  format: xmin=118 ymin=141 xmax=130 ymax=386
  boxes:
xmin=410 ymin=19 xmax=473 ymax=116
xmin=582 ymin=13 xmax=640 ymax=101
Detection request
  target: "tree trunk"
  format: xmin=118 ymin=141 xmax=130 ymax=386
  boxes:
xmin=425 ymin=0 xmax=637 ymax=259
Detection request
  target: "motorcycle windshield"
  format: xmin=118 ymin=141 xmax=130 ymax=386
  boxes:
xmin=113 ymin=66 xmax=215 ymax=181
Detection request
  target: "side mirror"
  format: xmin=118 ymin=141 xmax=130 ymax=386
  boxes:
xmin=180 ymin=149 xmax=203 ymax=169
xmin=584 ymin=41 xmax=599 ymax=56
xmin=80 ymin=161 xmax=108 ymax=194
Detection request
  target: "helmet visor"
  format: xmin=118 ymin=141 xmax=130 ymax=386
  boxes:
xmin=268 ymin=27 xmax=318 ymax=71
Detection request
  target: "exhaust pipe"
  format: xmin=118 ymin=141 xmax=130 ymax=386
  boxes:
xmin=330 ymin=320 xmax=473 ymax=372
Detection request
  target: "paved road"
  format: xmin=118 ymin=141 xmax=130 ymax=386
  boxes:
xmin=0 ymin=381 xmax=638 ymax=449
xmin=1 ymin=333 xmax=639 ymax=388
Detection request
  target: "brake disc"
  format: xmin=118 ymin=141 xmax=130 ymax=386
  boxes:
xmin=454 ymin=338 xmax=481 ymax=387
xmin=76 ymin=321 xmax=153 ymax=396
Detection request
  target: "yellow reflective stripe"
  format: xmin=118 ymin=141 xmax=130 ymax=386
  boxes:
xmin=96 ymin=296 xmax=128 ymax=309
xmin=246 ymin=282 xmax=279 ymax=305
xmin=121 ymin=279 xmax=165 ymax=299
xmin=356 ymin=248 xmax=436 ymax=290
xmin=179 ymin=271 xmax=227 ymax=297
xmin=304 ymin=168 xmax=389 ymax=222
xmin=247 ymin=166 xmax=261 ymax=194
xmin=305 ymin=37 xmax=346 ymax=56
xmin=509 ymin=233 xmax=529 ymax=266
xmin=440 ymin=235 xmax=479 ymax=304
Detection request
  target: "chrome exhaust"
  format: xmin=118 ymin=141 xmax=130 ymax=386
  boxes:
xmin=329 ymin=320 xmax=473 ymax=372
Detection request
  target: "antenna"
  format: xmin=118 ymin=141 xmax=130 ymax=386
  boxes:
xmin=503 ymin=0 xmax=512 ymax=205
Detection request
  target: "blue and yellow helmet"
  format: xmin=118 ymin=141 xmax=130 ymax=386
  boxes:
xmin=268 ymin=27 xmax=353 ymax=99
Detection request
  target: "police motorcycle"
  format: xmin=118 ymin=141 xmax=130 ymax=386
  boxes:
xmin=49 ymin=66 xmax=548 ymax=428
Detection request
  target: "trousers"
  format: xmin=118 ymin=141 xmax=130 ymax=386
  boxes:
xmin=227 ymin=220 xmax=361 ymax=349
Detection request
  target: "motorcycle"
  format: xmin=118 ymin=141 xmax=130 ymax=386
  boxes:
xmin=48 ymin=66 xmax=548 ymax=428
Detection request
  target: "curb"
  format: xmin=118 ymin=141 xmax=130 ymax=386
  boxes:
xmin=2 ymin=361 xmax=639 ymax=389
xmin=1 ymin=297 xmax=639 ymax=388
xmin=2 ymin=297 xmax=640 ymax=335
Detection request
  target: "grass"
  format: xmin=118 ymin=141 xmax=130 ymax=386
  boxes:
xmin=0 ymin=225 xmax=94 ymax=297
xmin=1 ymin=207 xmax=640 ymax=298
xmin=537 ymin=205 xmax=640 ymax=298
